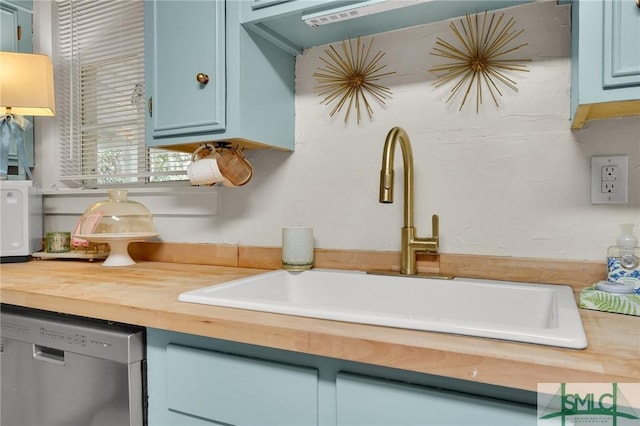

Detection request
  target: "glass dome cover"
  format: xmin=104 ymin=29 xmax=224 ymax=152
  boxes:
xmin=80 ymin=189 xmax=155 ymax=235
xmin=75 ymin=189 xmax=159 ymax=267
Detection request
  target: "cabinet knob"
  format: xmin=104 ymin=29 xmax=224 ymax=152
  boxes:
xmin=196 ymin=73 xmax=210 ymax=85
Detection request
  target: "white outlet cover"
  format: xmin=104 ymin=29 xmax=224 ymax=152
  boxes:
xmin=591 ymin=155 xmax=628 ymax=204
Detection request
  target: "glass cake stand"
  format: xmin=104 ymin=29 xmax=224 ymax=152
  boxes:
xmin=74 ymin=233 xmax=160 ymax=267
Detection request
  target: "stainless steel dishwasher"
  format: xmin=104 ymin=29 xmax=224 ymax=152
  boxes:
xmin=0 ymin=304 xmax=146 ymax=426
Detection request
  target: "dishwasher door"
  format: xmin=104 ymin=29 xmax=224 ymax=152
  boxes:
xmin=0 ymin=305 xmax=146 ymax=426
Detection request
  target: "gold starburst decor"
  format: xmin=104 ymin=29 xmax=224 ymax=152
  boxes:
xmin=429 ymin=12 xmax=530 ymax=112
xmin=314 ymin=37 xmax=395 ymax=124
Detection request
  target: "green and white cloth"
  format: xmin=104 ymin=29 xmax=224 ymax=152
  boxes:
xmin=580 ymin=284 xmax=640 ymax=316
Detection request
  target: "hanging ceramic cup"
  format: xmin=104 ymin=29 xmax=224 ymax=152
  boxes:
xmin=216 ymin=145 xmax=253 ymax=187
xmin=187 ymin=144 xmax=226 ymax=186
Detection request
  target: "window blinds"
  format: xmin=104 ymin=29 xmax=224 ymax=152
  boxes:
xmin=55 ymin=0 xmax=189 ymax=187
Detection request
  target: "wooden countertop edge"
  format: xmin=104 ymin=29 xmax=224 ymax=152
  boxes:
xmin=151 ymin=310 xmax=635 ymax=389
xmin=3 ymin=287 xmax=629 ymax=393
xmin=2 ymin=284 xmax=637 ymax=392
xmin=1 ymin=247 xmax=637 ymax=393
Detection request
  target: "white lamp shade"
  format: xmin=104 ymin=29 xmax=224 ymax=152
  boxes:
xmin=0 ymin=52 xmax=56 ymax=116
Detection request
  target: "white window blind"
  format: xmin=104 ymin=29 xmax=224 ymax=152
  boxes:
xmin=55 ymin=0 xmax=190 ymax=187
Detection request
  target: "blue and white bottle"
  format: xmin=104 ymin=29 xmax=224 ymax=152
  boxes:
xmin=607 ymin=224 xmax=640 ymax=288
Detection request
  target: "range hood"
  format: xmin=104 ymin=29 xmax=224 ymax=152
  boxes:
xmin=302 ymin=0 xmax=431 ymax=27
xmin=242 ymin=0 xmax=534 ymax=56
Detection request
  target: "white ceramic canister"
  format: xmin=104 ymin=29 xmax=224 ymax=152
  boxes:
xmin=281 ymin=227 xmax=314 ymax=270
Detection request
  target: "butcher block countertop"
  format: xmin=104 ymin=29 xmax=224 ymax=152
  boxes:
xmin=1 ymin=259 xmax=638 ymax=392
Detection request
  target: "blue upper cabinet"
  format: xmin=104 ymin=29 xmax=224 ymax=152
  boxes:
xmin=145 ymin=0 xmax=295 ymax=152
xmin=1 ymin=0 xmax=32 ymax=53
xmin=0 ymin=0 xmax=34 ymax=175
xmin=146 ymin=0 xmax=226 ymax=139
xmin=603 ymin=0 xmax=640 ymax=88
xmin=570 ymin=0 xmax=640 ymax=129
xmin=240 ymin=0 xmax=534 ymax=56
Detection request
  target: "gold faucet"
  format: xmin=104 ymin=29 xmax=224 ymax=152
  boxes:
xmin=379 ymin=127 xmax=439 ymax=275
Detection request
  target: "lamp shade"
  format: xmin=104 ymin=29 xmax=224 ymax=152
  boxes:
xmin=0 ymin=52 xmax=56 ymax=116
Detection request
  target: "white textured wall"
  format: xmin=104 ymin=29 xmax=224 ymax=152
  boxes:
xmin=43 ymin=1 xmax=640 ymax=262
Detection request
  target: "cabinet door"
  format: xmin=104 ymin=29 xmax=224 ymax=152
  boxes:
xmin=603 ymin=0 xmax=640 ymax=88
xmin=1 ymin=4 xmax=17 ymax=51
xmin=570 ymin=0 xmax=640 ymax=128
xmin=144 ymin=0 xmax=295 ymax=152
xmin=165 ymin=344 xmax=319 ymax=426
xmin=145 ymin=0 xmax=226 ymax=139
xmin=336 ymin=373 xmax=536 ymax=426
xmin=0 ymin=0 xmax=32 ymax=53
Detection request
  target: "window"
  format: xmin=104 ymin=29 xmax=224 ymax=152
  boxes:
xmin=54 ymin=0 xmax=190 ymax=187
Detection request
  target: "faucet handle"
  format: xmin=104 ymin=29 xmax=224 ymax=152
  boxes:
xmin=432 ymin=214 xmax=439 ymax=242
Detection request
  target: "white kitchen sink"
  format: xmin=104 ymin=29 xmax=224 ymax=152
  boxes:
xmin=179 ymin=269 xmax=587 ymax=349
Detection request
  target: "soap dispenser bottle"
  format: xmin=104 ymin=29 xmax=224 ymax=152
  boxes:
xmin=607 ymin=224 xmax=640 ymax=287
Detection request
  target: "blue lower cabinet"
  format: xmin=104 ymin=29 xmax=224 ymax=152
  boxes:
xmin=147 ymin=328 xmax=536 ymax=426
xmin=166 ymin=344 xmax=319 ymax=425
xmin=147 ymin=330 xmax=318 ymax=425
xmin=336 ymin=373 xmax=536 ymax=426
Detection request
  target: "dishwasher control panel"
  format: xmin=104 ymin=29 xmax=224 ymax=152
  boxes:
xmin=0 ymin=305 xmax=144 ymax=363
xmin=38 ymin=325 xmax=89 ymax=347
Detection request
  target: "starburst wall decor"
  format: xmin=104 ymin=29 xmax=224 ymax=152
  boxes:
xmin=429 ymin=12 xmax=530 ymax=112
xmin=313 ymin=38 xmax=395 ymax=124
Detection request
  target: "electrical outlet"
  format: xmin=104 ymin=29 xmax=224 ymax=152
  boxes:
xmin=591 ymin=155 xmax=628 ymax=204
xmin=601 ymin=165 xmax=620 ymax=193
